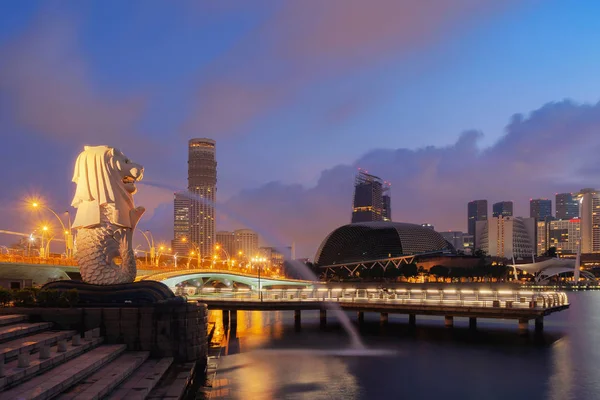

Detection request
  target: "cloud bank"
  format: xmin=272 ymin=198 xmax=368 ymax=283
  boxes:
xmin=216 ymin=100 xmax=600 ymax=258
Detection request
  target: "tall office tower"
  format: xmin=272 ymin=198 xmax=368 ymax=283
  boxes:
xmin=577 ymin=188 xmax=600 ymax=253
xmin=536 ymin=220 xmax=547 ymax=256
xmin=440 ymin=231 xmax=465 ymax=252
xmin=382 ymin=193 xmax=392 ymax=221
xmin=171 ymin=191 xmax=190 ymax=254
xmin=547 ymin=219 xmax=581 ymax=255
xmin=475 ymin=216 xmax=535 ymax=259
xmin=530 ymin=199 xmax=552 ymax=221
xmin=492 ymin=201 xmax=513 ymax=218
xmin=234 ymin=229 xmax=259 ymax=259
xmin=556 ymin=193 xmax=579 ymax=220
xmin=215 ymin=231 xmax=236 ymax=259
xmin=467 ymin=200 xmax=488 ymax=239
xmin=351 ymin=170 xmax=390 ymax=223
xmin=188 ymin=138 xmax=217 ymax=259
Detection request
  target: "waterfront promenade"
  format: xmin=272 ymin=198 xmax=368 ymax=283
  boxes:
xmin=191 ymin=287 xmax=569 ymax=334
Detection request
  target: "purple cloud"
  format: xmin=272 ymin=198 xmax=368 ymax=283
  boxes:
xmin=218 ymin=100 xmax=600 ymax=258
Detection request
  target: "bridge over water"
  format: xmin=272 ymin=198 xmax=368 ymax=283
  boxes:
xmin=186 ymin=286 xmax=569 ymax=334
xmin=0 ymin=259 xmax=570 ymax=334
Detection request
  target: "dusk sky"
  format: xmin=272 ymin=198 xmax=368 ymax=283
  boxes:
xmin=2 ymin=1 xmax=600 ymax=258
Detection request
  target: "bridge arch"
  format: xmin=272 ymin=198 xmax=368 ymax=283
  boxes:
xmin=138 ymin=269 xmax=314 ymax=291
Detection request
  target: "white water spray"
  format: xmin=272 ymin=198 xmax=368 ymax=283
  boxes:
xmin=140 ymin=181 xmax=366 ymax=349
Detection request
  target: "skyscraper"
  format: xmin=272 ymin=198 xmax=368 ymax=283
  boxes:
xmin=382 ymin=193 xmax=392 ymax=221
xmin=171 ymin=191 xmax=190 ymax=255
xmin=475 ymin=216 xmax=535 ymax=259
xmin=188 ymin=138 xmax=217 ymax=259
xmin=577 ymin=188 xmax=600 ymax=253
xmin=530 ymin=199 xmax=552 ymax=221
xmin=467 ymin=200 xmax=487 ymax=238
xmin=492 ymin=201 xmax=513 ymax=218
xmin=556 ymin=193 xmax=579 ymax=220
xmin=351 ymin=170 xmax=391 ymax=223
xmin=234 ymin=229 xmax=259 ymax=259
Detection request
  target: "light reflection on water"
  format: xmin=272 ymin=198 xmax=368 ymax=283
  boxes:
xmin=205 ymin=292 xmax=600 ymax=400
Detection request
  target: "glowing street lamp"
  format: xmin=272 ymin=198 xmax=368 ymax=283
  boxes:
xmin=29 ymin=199 xmax=73 ymax=258
xmin=137 ymin=229 xmax=155 ymax=265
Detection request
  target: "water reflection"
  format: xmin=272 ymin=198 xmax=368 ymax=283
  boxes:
xmin=205 ymin=293 xmax=600 ymax=400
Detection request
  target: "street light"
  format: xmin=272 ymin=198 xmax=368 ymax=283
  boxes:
xmin=29 ymin=199 xmax=73 ymax=258
xmin=252 ymin=256 xmax=267 ymax=301
xmin=136 ymin=229 xmax=155 ymax=265
xmin=215 ymin=244 xmax=231 ymax=269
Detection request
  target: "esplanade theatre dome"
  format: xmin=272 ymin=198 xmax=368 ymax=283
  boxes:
xmin=314 ymin=222 xmax=454 ymax=266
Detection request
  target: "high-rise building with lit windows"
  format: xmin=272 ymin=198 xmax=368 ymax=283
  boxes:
xmin=172 ymin=191 xmax=190 ymax=254
xmin=467 ymin=200 xmax=487 ymax=240
xmin=351 ymin=170 xmax=391 ymax=223
xmin=188 ymin=138 xmax=217 ymax=259
xmin=577 ymin=188 xmax=600 ymax=253
xmin=556 ymin=193 xmax=579 ymax=220
xmin=492 ymin=201 xmax=513 ymax=218
xmin=216 ymin=231 xmax=236 ymax=259
xmin=530 ymin=199 xmax=552 ymax=221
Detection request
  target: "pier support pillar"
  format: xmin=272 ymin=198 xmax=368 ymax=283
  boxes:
xmin=380 ymin=313 xmax=388 ymax=325
xmin=320 ymin=309 xmax=327 ymax=328
xmin=357 ymin=312 xmax=364 ymax=324
xmin=294 ymin=310 xmax=301 ymax=331
xmin=222 ymin=310 xmax=230 ymax=326
xmin=518 ymin=318 xmax=529 ymax=335
xmin=409 ymin=314 xmax=416 ymax=326
xmin=469 ymin=317 xmax=477 ymax=330
xmin=230 ymin=310 xmax=237 ymax=324
xmin=535 ymin=317 xmax=544 ymax=333
xmin=444 ymin=316 xmax=454 ymax=328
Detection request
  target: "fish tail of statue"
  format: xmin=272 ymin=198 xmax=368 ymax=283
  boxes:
xmin=74 ymin=206 xmax=137 ymax=285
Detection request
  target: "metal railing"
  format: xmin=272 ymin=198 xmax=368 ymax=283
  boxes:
xmin=184 ymin=287 xmax=569 ymax=310
xmin=0 ymin=254 xmax=78 ymax=266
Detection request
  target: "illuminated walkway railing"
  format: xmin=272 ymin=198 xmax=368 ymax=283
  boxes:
xmin=186 ymin=287 xmax=568 ymax=310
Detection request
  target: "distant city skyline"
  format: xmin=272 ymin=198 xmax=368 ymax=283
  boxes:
xmin=4 ymin=2 xmax=600 ymax=259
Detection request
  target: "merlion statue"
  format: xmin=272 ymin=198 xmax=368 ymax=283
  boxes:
xmin=71 ymin=146 xmax=145 ymax=285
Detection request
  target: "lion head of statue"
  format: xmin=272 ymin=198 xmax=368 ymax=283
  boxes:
xmin=71 ymin=145 xmax=145 ymax=229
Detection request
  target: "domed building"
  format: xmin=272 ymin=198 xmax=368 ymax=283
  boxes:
xmin=315 ymin=221 xmax=454 ymax=266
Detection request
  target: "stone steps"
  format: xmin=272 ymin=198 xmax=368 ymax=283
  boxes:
xmin=56 ymin=351 xmax=149 ymax=400
xmin=147 ymin=362 xmax=196 ymax=400
xmin=0 ymin=330 xmax=77 ymax=360
xmin=106 ymin=357 xmax=173 ymax=400
xmin=0 ymin=314 xmax=194 ymax=399
xmin=0 ymin=337 xmax=104 ymax=390
xmin=0 ymin=322 xmax=54 ymax=343
xmin=1 ymin=344 xmax=127 ymax=399
xmin=0 ymin=314 xmax=27 ymax=326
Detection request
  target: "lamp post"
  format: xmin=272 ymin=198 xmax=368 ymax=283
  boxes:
xmin=40 ymin=226 xmax=48 ymax=258
xmin=140 ymin=230 xmax=156 ymax=266
xmin=215 ymin=244 xmax=231 ymax=270
xmin=252 ymin=257 xmax=266 ymax=301
xmin=30 ymin=201 xmax=72 ymax=258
